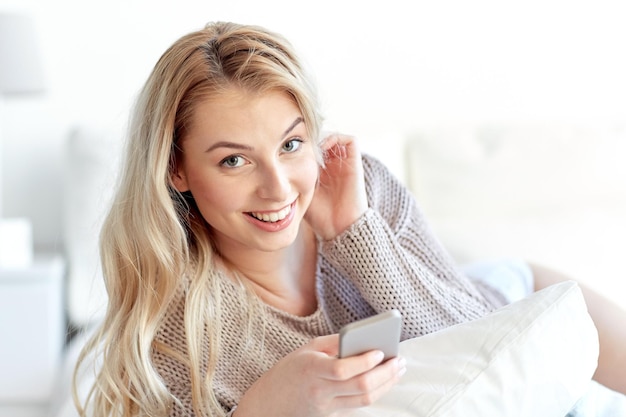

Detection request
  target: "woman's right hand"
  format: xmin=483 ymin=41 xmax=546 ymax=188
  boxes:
xmin=233 ymin=334 xmax=406 ymax=417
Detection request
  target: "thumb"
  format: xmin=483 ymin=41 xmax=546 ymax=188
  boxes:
xmin=308 ymin=334 xmax=340 ymax=357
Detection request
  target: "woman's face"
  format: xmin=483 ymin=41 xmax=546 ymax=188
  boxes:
xmin=172 ymin=88 xmax=319 ymax=255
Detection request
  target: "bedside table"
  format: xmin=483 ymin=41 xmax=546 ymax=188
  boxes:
xmin=0 ymin=255 xmax=65 ymax=404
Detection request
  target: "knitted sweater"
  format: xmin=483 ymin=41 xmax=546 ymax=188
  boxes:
xmin=152 ymin=154 xmax=505 ymax=415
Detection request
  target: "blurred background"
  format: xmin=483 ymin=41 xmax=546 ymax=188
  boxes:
xmin=0 ymin=0 xmax=624 ymax=415
xmin=1 ymin=0 xmax=625 ymax=250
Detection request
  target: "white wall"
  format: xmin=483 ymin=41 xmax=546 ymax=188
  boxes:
xmin=1 ymin=0 xmax=625 ymax=251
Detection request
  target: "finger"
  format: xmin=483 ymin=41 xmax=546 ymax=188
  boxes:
xmin=321 ymin=133 xmax=357 ymax=153
xmin=322 ymin=141 xmax=347 ymax=162
xmin=327 ymin=144 xmax=347 ymax=160
xmin=320 ymin=132 xmax=343 ymax=150
xmin=340 ymin=356 xmax=406 ymax=395
xmin=321 ymin=349 xmax=386 ymax=382
xmin=307 ymin=334 xmax=340 ymax=357
xmin=329 ymin=356 xmax=407 ymax=409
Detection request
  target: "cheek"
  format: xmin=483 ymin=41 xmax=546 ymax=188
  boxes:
xmin=297 ymin=159 xmax=320 ymax=194
xmin=187 ymin=176 xmax=237 ymax=215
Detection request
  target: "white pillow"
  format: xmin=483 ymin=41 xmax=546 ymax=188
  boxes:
xmin=356 ymin=281 xmax=598 ymax=417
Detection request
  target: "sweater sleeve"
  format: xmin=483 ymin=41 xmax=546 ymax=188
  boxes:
xmin=320 ymin=155 xmax=504 ymax=338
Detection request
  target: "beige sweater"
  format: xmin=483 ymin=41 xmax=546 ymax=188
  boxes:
xmin=153 ymin=155 xmax=505 ymax=415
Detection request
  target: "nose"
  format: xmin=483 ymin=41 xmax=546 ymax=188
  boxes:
xmin=256 ymin=160 xmax=291 ymax=201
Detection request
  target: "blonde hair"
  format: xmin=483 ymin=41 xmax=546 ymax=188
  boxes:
xmin=74 ymin=21 xmax=323 ymax=417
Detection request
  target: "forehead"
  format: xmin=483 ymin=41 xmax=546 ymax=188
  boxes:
xmin=187 ymin=88 xmax=303 ymax=137
xmin=194 ymin=87 xmax=300 ymax=119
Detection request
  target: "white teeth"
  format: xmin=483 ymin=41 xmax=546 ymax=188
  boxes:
xmin=250 ymin=205 xmax=291 ymax=223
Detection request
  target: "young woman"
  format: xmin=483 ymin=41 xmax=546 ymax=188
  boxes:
xmin=74 ymin=21 xmax=625 ymax=417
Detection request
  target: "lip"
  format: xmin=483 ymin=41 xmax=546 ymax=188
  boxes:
xmin=245 ymin=201 xmax=297 ymax=232
xmin=247 ymin=202 xmax=293 ymax=222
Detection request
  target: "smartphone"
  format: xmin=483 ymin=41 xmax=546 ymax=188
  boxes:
xmin=338 ymin=309 xmax=402 ymax=360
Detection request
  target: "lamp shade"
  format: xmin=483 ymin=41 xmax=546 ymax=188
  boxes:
xmin=0 ymin=13 xmax=45 ymax=95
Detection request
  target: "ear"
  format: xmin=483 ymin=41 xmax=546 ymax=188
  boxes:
xmin=170 ymin=167 xmax=190 ymax=192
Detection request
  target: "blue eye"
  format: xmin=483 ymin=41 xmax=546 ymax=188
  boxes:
xmin=283 ymin=138 xmax=302 ymax=153
xmin=220 ymin=155 xmax=245 ymax=168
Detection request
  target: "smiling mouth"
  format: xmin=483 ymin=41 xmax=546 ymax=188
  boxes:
xmin=248 ymin=204 xmax=292 ymax=223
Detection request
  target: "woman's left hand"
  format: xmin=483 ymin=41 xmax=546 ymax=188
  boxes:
xmin=305 ymin=133 xmax=368 ymax=241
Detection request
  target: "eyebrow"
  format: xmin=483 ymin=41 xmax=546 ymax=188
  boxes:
xmin=205 ymin=116 xmax=304 ymax=153
xmin=205 ymin=141 xmax=253 ymax=153
xmin=282 ymin=116 xmax=304 ymax=138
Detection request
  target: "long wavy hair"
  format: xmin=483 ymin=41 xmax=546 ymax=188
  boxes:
xmin=73 ymin=21 xmax=323 ymax=417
